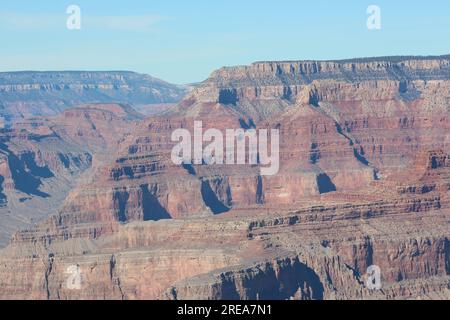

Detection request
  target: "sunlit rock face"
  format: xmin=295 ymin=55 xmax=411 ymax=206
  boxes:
xmin=0 ymin=56 xmax=449 ymax=300
xmin=0 ymin=103 xmax=141 ymax=246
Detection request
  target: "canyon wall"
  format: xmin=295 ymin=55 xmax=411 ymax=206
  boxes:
xmin=0 ymin=71 xmax=187 ymax=124
xmin=0 ymin=103 xmax=141 ymax=246
xmin=0 ymin=56 xmax=449 ymax=299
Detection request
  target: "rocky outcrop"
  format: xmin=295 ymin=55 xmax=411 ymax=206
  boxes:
xmin=0 ymin=104 xmax=141 ymax=246
xmin=50 ymin=56 xmax=450 ymax=226
xmin=1 ymin=149 xmax=449 ymax=300
xmin=0 ymin=56 xmax=449 ymax=299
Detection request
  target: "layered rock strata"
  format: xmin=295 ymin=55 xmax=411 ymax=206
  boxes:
xmin=0 ymin=56 xmax=449 ymax=299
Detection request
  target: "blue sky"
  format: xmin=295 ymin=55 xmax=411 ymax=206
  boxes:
xmin=1 ymin=0 xmax=450 ymax=84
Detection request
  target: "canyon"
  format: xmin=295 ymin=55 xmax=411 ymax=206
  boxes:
xmin=0 ymin=103 xmax=143 ymax=245
xmin=0 ymin=55 xmax=449 ymax=300
xmin=0 ymin=71 xmax=187 ymax=124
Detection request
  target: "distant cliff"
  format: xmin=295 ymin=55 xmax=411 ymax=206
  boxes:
xmin=204 ymin=55 xmax=450 ymax=87
xmin=0 ymin=71 xmax=187 ymax=123
xmin=189 ymin=55 xmax=450 ymax=120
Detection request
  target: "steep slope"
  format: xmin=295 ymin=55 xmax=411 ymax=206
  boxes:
xmin=0 ymin=103 xmax=139 ymax=246
xmin=0 ymin=56 xmax=449 ymax=299
xmin=53 ymin=56 xmax=450 ymax=225
xmin=0 ymin=149 xmax=448 ymax=300
xmin=190 ymin=55 xmax=450 ymax=121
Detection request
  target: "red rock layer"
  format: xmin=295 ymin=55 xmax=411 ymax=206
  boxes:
xmin=0 ymin=57 xmax=449 ymax=300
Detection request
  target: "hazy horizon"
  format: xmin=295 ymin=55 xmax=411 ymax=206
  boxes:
xmin=2 ymin=0 xmax=450 ymax=84
xmin=2 ymin=53 xmax=450 ymax=85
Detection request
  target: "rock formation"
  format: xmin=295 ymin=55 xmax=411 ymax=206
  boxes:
xmin=0 ymin=71 xmax=187 ymax=124
xmin=0 ymin=56 xmax=449 ymax=300
xmin=0 ymin=103 xmax=141 ymax=246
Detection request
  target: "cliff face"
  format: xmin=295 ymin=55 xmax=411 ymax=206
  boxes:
xmin=1 ymin=150 xmax=448 ymax=300
xmin=53 ymin=56 xmax=450 ymax=226
xmin=0 ymin=71 xmax=187 ymax=124
xmin=0 ymin=104 xmax=141 ymax=246
xmin=189 ymin=56 xmax=450 ymax=121
xmin=0 ymin=56 xmax=449 ymax=300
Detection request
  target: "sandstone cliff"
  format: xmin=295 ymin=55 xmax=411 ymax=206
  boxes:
xmin=0 ymin=103 xmax=141 ymax=246
xmin=0 ymin=56 xmax=449 ymax=300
